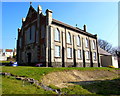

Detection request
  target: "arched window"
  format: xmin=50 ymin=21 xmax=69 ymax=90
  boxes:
xmin=54 ymin=28 xmax=60 ymax=41
xmin=77 ymin=35 xmax=81 ymax=46
xmin=85 ymin=38 xmax=89 ymax=47
xmin=67 ymin=32 xmax=71 ymax=44
xmin=92 ymin=40 xmax=95 ymax=49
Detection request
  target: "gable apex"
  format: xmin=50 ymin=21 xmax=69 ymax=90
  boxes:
xmin=26 ymin=5 xmax=37 ymax=18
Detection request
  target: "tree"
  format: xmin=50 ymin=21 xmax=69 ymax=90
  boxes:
xmin=98 ymin=39 xmax=113 ymax=53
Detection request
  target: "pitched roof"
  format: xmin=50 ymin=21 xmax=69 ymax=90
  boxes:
xmin=5 ymin=49 xmax=13 ymax=52
xmin=52 ymin=19 xmax=97 ymax=38
xmin=98 ymin=47 xmax=111 ymax=56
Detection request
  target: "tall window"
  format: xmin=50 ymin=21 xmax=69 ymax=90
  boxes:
xmin=92 ymin=40 xmax=95 ymax=49
xmin=67 ymin=48 xmax=72 ymax=58
xmin=86 ymin=51 xmax=90 ymax=59
xmin=77 ymin=35 xmax=81 ymax=46
xmin=19 ymin=38 xmax=22 ymax=48
xmin=85 ymin=38 xmax=89 ymax=47
xmin=55 ymin=46 xmax=60 ymax=57
xmin=31 ymin=25 xmax=35 ymax=42
xmin=77 ymin=49 xmax=82 ymax=59
xmin=93 ymin=52 xmax=96 ymax=60
xmin=67 ymin=32 xmax=71 ymax=44
xmin=55 ymin=28 xmax=60 ymax=41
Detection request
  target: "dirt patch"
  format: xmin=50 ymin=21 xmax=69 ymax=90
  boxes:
xmin=42 ymin=69 xmax=120 ymax=88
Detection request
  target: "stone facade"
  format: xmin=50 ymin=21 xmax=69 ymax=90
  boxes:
xmin=17 ymin=5 xmax=100 ymax=67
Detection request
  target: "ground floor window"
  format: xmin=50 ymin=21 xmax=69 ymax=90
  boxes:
xmin=67 ymin=48 xmax=72 ymax=58
xmin=86 ymin=51 xmax=90 ymax=59
xmin=93 ymin=52 xmax=96 ymax=60
xmin=77 ymin=49 xmax=82 ymax=59
xmin=55 ymin=45 xmax=61 ymax=57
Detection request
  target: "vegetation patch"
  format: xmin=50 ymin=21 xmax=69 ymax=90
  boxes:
xmin=2 ymin=76 xmax=55 ymax=94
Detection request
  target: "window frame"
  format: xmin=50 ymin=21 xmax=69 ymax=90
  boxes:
xmin=77 ymin=35 xmax=81 ymax=46
xmin=67 ymin=47 xmax=72 ymax=59
xmin=92 ymin=40 xmax=96 ymax=49
xmin=93 ymin=52 xmax=97 ymax=60
xmin=77 ymin=49 xmax=82 ymax=59
xmin=85 ymin=38 xmax=89 ymax=48
xmin=54 ymin=28 xmax=60 ymax=42
xmin=54 ymin=45 xmax=61 ymax=58
xmin=67 ymin=32 xmax=71 ymax=44
xmin=86 ymin=51 xmax=90 ymax=60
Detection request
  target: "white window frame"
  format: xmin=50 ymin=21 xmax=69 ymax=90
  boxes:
xmin=55 ymin=45 xmax=61 ymax=57
xmin=54 ymin=28 xmax=60 ymax=41
xmin=67 ymin=48 xmax=72 ymax=58
xmin=86 ymin=51 xmax=90 ymax=59
xmin=92 ymin=40 xmax=95 ymax=49
xmin=93 ymin=52 xmax=96 ymax=60
xmin=77 ymin=35 xmax=81 ymax=46
xmin=85 ymin=38 xmax=89 ymax=48
xmin=67 ymin=32 xmax=71 ymax=44
xmin=77 ymin=49 xmax=82 ymax=59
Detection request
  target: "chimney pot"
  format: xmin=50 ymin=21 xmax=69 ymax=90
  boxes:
xmin=83 ymin=24 xmax=86 ymax=32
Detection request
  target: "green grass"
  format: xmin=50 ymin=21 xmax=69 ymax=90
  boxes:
xmin=1 ymin=66 xmax=120 ymax=95
xmin=0 ymin=61 xmax=10 ymax=63
xmin=61 ymin=85 xmax=95 ymax=95
xmin=2 ymin=76 xmax=55 ymax=94
xmin=82 ymin=78 xmax=120 ymax=95
xmin=2 ymin=66 xmax=116 ymax=82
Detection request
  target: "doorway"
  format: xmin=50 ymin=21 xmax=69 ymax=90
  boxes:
xmin=27 ymin=53 xmax=31 ymax=64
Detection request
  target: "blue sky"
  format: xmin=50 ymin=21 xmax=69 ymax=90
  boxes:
xmin=2 ymin=2 xmax=118 ymax=49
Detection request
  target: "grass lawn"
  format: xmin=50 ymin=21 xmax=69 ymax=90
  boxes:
xmin=1 ymin=66 xmax=120 ymax=95
xmin=2 ymin=66 xmax=116 ymax=82
xmin=2 ymin=76 xmax=55 ymax=94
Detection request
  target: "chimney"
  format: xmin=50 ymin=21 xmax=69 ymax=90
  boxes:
xmin=38 ymin=5 xmax=42 ymax=14
xmin=46 ymin=9 xmax=53 ymax=25
xmin=22 ymin=18 xmax=26 ymax=23
xmin=83 ymin=25 xmax=87 ymax=32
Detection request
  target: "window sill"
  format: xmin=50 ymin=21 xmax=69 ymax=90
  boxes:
xmin=54 ymin=57 xmax=61 ymax=58
xmin=54 ymin=40 xmax=61 ymax=43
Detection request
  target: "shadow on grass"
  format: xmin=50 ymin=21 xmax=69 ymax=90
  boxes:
xmin=68 ymin=78 xmax=120 ymax=95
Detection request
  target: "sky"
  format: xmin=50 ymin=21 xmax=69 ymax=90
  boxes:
xmin=1 ymin=2 xmax=118 ymax=49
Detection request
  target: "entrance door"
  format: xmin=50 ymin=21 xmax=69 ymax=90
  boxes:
xmin=27 ymin=53 xmax=31 ymax=64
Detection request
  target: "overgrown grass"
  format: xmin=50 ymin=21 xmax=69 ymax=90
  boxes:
xmin=2 ymin=76 xmax=55 ymax=94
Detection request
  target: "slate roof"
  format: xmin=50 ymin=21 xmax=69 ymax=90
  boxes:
xmin=52 ymin=19 xmax=97 ymax=38
xmin=98 ymin=47 xmax=111 ymax=56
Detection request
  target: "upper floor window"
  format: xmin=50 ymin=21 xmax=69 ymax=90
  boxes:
xmin=55 ymin=45 xmax=60 ymax=57
xmin=54 ymin=28 xmax=60 ymax=41
xmin=19 ymin=38 xmax=22 ymax=48
xmin=41 ymin=25 xmax=45 ymax=39
xmin=25 ymin=25 xmax=35 ymax=44
xmin=77 ymin=49 xmax=82 ymax=59
xmin=85 ymin=38 xmax=89 ymax=47
xmin=77 ymin=35 xmax=81 ymax=46
xmin=93 ymin=52 xmax=96 ymax=60
xmin=67 ymin=48 xmax=72 ymax=58
xmin=92 ymin=40 xmax=96 ymax=49
xmin=67 ymin=32 xmax=71 ymax=44
xmin=86 ymin=51 xmax=90 ymax=59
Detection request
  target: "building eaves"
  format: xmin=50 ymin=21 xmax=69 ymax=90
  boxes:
xmin=52 ymin=19 xmax=97 ymax=38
